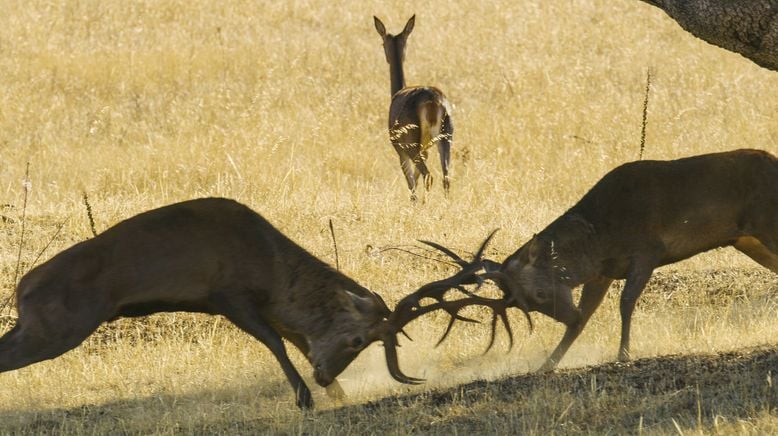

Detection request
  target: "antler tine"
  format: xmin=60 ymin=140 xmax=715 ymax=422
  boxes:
xmin=479 ymin=271 xmax=534 ymax=333
xmin=417 ymin=239 xmax=468 ymax=266
xmin=392 ymin=261 xmax=484 ymax=318
xmin=418 ymin=228 xmax=499 ymax=270
xmin=483 ymin=302 xmax=515 ymax=354
xmin=473 ymin=228 xmax=500 ymax=262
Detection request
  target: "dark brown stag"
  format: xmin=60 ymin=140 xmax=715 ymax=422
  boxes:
xmin=374 ymin=15 xmax=454 ymax=200
xmin=0 ymin=198 xmax=508 ymax=409
xmin=429 ymin=149 xmax=778 ymax=370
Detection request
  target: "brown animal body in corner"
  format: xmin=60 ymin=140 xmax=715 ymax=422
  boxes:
xmin=374 ymin=15 xmax=453 ymax=200
xmin=429 ymin=149 xmax=778 ymax=370
xmin=0 ymin=198 xmax=507 ymax=409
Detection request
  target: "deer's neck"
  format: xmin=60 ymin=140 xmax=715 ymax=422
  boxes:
xmin=388 ymin=46 xmax=406 ymax=95
xmin=541 ymin=213 xmax=601 ymax=285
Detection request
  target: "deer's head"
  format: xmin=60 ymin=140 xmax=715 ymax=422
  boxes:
xmin=373 ymin=15 xmax=415 ymax=64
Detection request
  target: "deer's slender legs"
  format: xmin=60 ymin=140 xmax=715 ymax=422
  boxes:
xmin=396 ymin=149 xmax=420 ymax=199
xmin=415 ymin=149 xmax=433 ymax=190
xmin=211 ymin=292 xmax=313 ymax=409
xmin=539 ymin=277 xmax=613 ymax=372
xmin=438 ymin=114 xmax=453 ymax=194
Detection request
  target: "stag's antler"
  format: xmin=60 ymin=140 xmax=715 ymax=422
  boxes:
xmin=380 ymin=230 xmax=529 ymax=384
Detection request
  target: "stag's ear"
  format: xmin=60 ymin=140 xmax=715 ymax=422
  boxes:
xmin=345 ymin=290 xmax=385 ymax=318
xmin=402 ymin=15 xmax=416 ymax=36
xmin=374 ymin=16 xmax=386 ymax=36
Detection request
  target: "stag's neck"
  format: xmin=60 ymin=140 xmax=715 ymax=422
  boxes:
xmin=388 ymin=48 xmax=406 ymax=95
xmin=539 ymin=212 xmax=602 ymax=285
xmin=274 ymin=255 xmax=371 ymax=331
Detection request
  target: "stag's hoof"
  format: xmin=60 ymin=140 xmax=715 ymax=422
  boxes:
xmin=296 ymin=387 xmax=314 ymax=410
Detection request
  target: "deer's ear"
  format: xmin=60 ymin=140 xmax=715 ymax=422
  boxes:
xmin=373 ymin=16 xmax=386 ymax=36
xmin=345 ymin=290 xmax=383 ymax=317
xmin=402 ymin=15 xmax=415 ymax=36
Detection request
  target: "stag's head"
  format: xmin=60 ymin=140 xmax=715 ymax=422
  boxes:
xmin=499 ymin=220 xmax=595 ymax=316
xmin=373 ymin=15 xmax=415 ymax=63
xmin=308 ymin=289 xmax=390 ymax=387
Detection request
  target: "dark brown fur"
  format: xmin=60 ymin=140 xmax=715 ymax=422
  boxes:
xmin=1 ymin=198 xmax=392 ymax=409
xmin=497 ymin=149 xmax=778 ymax=370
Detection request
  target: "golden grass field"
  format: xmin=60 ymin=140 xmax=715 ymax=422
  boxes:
xmin=0 ymin=0 xmax=777 ymax=433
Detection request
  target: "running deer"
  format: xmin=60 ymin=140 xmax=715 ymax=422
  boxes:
xmin=374 ymin=15 xmax=454 ymax=200
xmin=427 ymin=149 xmax=778 ymax=370
xmin=0 ymin=198 xmax=509 ymax=409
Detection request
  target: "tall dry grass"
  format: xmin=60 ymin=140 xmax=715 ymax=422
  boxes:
xmin=0 ymin=0 xmax=776 ymax=433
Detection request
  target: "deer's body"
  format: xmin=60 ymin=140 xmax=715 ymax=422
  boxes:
xmin=3 ymin=198 xmax=394 ymax=409
xmin=498 ymin=149 xmax=778 ymax=370
xmin=375 ymin=15 xmax=453 ymax=199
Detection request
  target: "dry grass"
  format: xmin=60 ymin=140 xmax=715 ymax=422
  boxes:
xmin=0 ymin=0 xmax=776 ymax=434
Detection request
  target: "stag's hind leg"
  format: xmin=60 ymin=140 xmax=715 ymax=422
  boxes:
xmin=211 ymin=292 xmax=313 ymax=409
xmin=734 ymin=236 xmax=778 ymax=273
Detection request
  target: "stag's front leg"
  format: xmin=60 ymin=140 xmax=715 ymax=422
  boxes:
xmin=539 ymin=277 xmax=613 ymax=372
xmin=210 ymin=293 xmax=313 ymax=409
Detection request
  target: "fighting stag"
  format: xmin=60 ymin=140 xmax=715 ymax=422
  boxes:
xmin=374 ymin=15 xmax=454 ymax=200
xmin=0 ymin=198 xmax=513 ymax=409
xmin=432 ymin=149 xmax=778 ymax=372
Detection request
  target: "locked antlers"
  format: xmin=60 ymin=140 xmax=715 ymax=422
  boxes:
xmin=379 ymin=230 xmax=532 ymax=385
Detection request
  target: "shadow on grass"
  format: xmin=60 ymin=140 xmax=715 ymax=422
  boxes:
xmin=1 ymin=346 xmax=775 ymax=434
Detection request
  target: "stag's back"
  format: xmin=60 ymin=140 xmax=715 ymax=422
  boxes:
xmin=568 ymin=149 xmax=778 ymax=263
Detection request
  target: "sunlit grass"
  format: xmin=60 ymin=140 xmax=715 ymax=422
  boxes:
xmin=0 ymin=0 xmax=776 ymax=433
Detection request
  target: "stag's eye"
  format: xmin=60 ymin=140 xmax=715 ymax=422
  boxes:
xmin=350 ymin=336 xmax=365 ymax=348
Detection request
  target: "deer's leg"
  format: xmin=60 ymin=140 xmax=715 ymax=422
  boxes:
xmin=416 ymin=152 xmax=433 ymax=191
xmin=539 ymin=277 xmax=613 ymax=372
xmin=211 ymin=293 xmax=313 ymax=409
xmin=617 ymin=263 xmax=655 ymax=362
xmin=395 ymin=147 xmax=420 ymax=200
xmin=438 ymin=114 xmax=453 ymax=195
xmin=734 ymin=236 xmax=778 ymax=273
